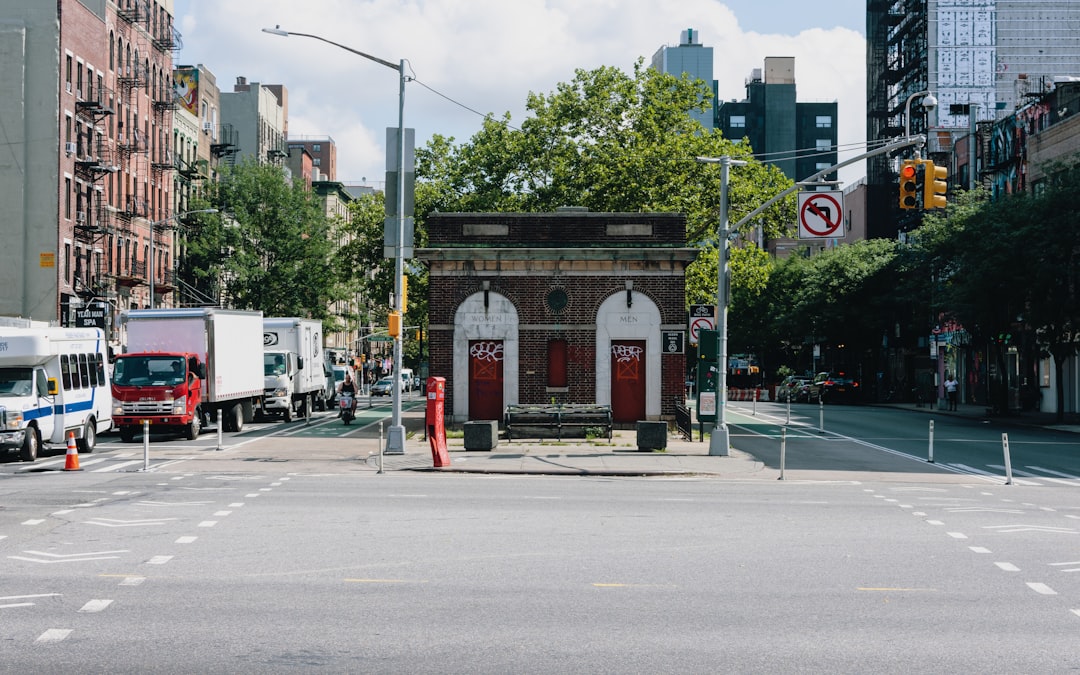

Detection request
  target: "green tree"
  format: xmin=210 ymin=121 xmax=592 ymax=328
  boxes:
xmin=339 ymin=192 xmax=428 ymax=368
xmin=195 ymin=160 xmax=342 ymax=320
xmin=930 ymin=169 xmax=1080 ymax=419
xmin=413 ymin=61 xmax=796 ymax=307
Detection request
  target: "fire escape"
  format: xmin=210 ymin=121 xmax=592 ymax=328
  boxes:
xmin=209 ymin=123 xmax=240 ymax=168
xmin=113 ymin=0 xmax=182 ymax=303
xmin=72 ymin=77 xmax=117 ymax=301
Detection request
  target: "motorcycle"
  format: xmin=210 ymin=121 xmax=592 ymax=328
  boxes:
xmin=339 ymin=394 xmax=355 ymax=425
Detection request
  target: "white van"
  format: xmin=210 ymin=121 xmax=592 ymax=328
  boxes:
xmin=399 ymin=368 xmax=415 ymax=393
xmin=0 ymin=326 xmax=113 ymax=461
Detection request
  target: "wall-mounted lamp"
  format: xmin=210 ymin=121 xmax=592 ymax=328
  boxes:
xmin=625 ymin=280 xmax=633 ymax=308
xmin=482 ymin=280 xmax=490 ymax=309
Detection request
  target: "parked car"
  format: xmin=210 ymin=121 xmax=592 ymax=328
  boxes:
xmin=371 ymin=377 xmax=396 ymax=397
xmin=808 ymin=371 xmax=861 ymax=403
xmin=777 ymin=376 xmax=811 ymax=402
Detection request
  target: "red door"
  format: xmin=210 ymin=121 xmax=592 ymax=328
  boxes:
xmin=468 ymin=340 xmax=504 ymax=421
xmin=610 ymin=340 xmax=646 ymax=423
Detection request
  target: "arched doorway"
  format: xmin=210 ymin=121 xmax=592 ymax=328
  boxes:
xmin=595 ymin=290 xmax=662 ymax=421
xmin=452 ymin=292 xmax=519 ymax=422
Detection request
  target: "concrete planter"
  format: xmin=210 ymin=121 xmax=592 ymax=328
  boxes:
xmin=463 ymin=420 xmax=499 ymax=451
xmin=635 ymin=420 xmax=668 ymax=451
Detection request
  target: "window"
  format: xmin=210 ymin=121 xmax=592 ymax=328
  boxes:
xmin=61 ymin=355 xmax=73 ymax=390
xmin=729 ymin=115 xmax=746 ymax=128
xmin=95 ymin=353 xmax=106 ymax=384
xmin=816 ymin=115 xmax=832 ymax=128
xmin=547 ymin=339 xmax=568 ymax=389
xmin=65 ymin=178 xmax=72 ymax=219
xmin=78 ymin=354 xmax=90 ymax=389
xmin=313 ymin=158 xmax=321 ymax=166
xmin=65 ymin=55 xmax=72 ymax=90
xmin=65 ymin=242 xmax=72 ymax=283
xmin=816 ymin=139 xmax=832 ymax=152
xmin=313 ymin=144 xmax=321 ymax=151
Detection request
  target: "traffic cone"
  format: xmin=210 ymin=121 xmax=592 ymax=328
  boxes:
xmin=63 ymin=431 xmax=81 ymax=471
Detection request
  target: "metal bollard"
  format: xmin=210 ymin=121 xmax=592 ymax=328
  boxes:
xmin=779 ymin=427 xmax=786 ymax=481
xmin=928 ymin=419 xmax=935 ymax=463
xmin=1002 ymin=433 xmax=1013 ymax=485
xmin=786 ymin=397 xmax=791 ymax=426
xmin=216 ymin=412 xmax=224 ymax=451
xmin=818 ymin=398 xmax=824 ymax=434
xmin=378 ymin=421 xmax=384 ymax=474
xmin=752 ymin=388 xmax=758 ymax=416
xmin=141 ymin=419 xmax=150 ymax=471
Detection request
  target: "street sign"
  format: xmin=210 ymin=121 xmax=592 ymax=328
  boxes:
xmin=662 ymin=331 xmax=684 ymax=354
xmin=368 ymin=335 xmax=394 ymax=342
xmin=798 ymin=190 xmax=845 ymax=239
xmin=688 ymin=305 xmax=715 ymax=346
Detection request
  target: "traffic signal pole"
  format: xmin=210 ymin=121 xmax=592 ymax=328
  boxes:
xmin=692 ymin=135 xmax=927 ymax=459
xmin=730 ymin=135 xmax=927 ymax=231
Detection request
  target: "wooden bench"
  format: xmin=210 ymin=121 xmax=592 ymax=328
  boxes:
xmin=504 ymin=404 xmax=613 ymax=441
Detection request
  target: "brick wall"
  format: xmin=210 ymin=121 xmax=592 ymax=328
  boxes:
xmin=423 ymin=211 xmax=693 ymax=421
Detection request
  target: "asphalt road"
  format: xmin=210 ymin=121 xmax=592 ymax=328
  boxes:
xmin=726 ymin=400 xmax=1080 ymax=485
xmin=4 ymin=401 xmax=1080 ymax=672
xmin=3 ymin=471 xmax=1080 ymax=672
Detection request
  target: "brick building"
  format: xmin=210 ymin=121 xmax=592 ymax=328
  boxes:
xmin=418 ymin=210 xmax=697 ymax=425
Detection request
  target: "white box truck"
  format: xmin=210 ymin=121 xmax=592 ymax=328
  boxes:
xmin=0 ymin=325 xmax=113 ymax=461
xmin=112 ymin=308 xmax=264 ymax=441
xmin=261 ymin=317 xmax=329 ymax=421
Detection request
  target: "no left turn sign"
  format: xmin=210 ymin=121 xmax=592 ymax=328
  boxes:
xmin=690 ymin=317 xmax=714 ymax=345
xmin=798 ymin=191 xmax=845 ymax=239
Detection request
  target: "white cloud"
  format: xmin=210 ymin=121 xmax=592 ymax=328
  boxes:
xmin=175 ymin=0 xmax=865 ymax=186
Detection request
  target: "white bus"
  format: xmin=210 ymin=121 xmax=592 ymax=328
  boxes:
xmin=0 ymin=326 xmax=112 ymax=462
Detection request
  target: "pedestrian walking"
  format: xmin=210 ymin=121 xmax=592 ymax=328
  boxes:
xmin=944 ymin=373 xmax=958 ymax=411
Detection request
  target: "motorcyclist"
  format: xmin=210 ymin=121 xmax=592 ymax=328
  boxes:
xmin=337 ymin=373 xmax=358 ymax=417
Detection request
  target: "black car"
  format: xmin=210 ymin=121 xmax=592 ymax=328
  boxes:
xmin=808 ymin=371 xmax=861 ymax=403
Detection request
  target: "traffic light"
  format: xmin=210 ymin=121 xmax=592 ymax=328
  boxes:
xmin=899 ymin=159 xmax=919 ymax=210
xmin=922 ymin=160 xmax=948 ymax=209
xmin=388 ymin=311 xmax=401 ymax=338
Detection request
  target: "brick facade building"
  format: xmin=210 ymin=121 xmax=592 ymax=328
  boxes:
xmin=418 ymin=210 xmax=697 ymax=425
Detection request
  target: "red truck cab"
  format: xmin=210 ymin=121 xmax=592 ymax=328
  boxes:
xmin=111 ymin=352 xmax=206 ymax=442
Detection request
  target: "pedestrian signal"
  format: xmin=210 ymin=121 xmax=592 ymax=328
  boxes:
xmin=922 ymin=160 xmax=948 ymax=209
xmin=899 ymin=160 xmax=919 ymax=210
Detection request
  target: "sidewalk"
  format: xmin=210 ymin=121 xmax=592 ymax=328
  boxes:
xmin=385 ymin=399 xmax=1080 ymax=477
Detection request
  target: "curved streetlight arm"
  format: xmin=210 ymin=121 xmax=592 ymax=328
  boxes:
xmin=904 ymin=90 xmax=937 ymax=138
xmin=264 ymin=25 xmax=409 ymax=454
xmin=262 ymin=27 xmax=400 ymax=73
xmin=715 ymin=134 xmax=926 ymax=232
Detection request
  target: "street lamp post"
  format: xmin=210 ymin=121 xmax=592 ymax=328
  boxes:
xmin=264 ymin=26 xmax=408 ymax=454
xmin=904 ymin=90 xmax=938 ymax=138
xmin=148 ymin=209 xmax=217 ymax=309
xmin=695 ymin=155 xmax=746 ymax=457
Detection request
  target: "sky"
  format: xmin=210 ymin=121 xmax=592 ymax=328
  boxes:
xmin=172 ymin=0 xmax=867 ymax=187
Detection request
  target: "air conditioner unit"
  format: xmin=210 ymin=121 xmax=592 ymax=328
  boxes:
xmin=202 ymin=121 xmax=213 ymax=132
xmin=65 ymin=142 xmax=77 ymax=156
xmin=76 ymin=211 xmax=87 ymax=223
xmin=65 ymin=81 xmax=72 ymax=94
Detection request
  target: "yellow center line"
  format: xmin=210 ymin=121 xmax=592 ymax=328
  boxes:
xmin=344 ymin=578 xmax=427 ymax=584
xmin=855 ymin=583 xmax=941 ymax=587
